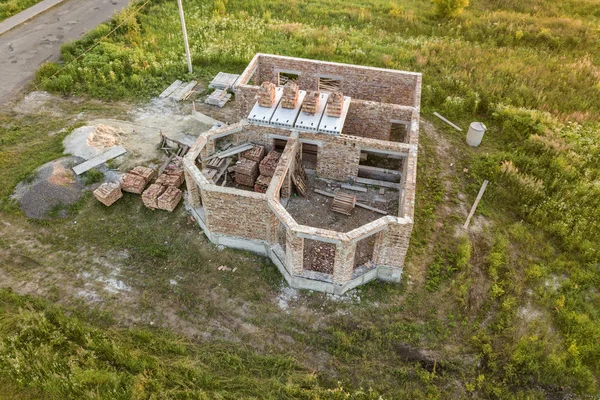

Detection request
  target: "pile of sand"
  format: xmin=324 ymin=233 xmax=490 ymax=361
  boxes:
xmin=87 ymin=124 xmax=124 ymax=148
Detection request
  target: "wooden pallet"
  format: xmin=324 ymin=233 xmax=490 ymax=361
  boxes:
xmin=291 ymin=173 xmax=307 ymax=197
xmin=331 ymin=192 xmax=356 ymax=215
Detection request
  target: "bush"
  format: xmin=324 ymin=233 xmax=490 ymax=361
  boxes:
xmin=432 ymin=0 xmax=469 ymax=18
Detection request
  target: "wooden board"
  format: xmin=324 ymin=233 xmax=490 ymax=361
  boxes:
xmin=171 ymin=80 xmax=198 ymax=101
xmin=355 ymin=177 xmax=400 ymax=189
xmin=159 ymin=80 xmax=183 ymax=98
xmin=204 ymin=143 xmax=254 ymax=161
xmin=73 ymin=146 xmax=126 ymax=175
xmin=341 ymin=184 xmax=367 ymax=193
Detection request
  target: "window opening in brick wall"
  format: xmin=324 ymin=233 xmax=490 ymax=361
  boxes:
xmin=318 ymin=77 xmax=342 ymax=93
xmin=390 ymin=121 xmax=409 ymax=143
xmin=278 ymin=72 xmax=299 ymax=86
xmin=354 ymin=235 xmax=376 ymax=270
xmin=303 ymin=239 xmax=335 ymax=274
xmin=358 ymin=150 xmax=403 ymax=183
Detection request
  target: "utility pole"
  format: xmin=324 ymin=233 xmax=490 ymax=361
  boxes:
xmin=177 ymin=0 xmax=193 ymax=74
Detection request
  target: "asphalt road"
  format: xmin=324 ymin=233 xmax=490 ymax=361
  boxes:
xmin=0 ymin=0 xmax=130 ymax=105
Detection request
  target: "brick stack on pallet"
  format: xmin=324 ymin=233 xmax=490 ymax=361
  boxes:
xmin=141 ymin=184 xmax=167 ymax=209
xmin=121 ymin=166 xmax=156 ymax=194
xmin=241 ymin=145 xmax=265 ymax=163
xmin=233 ymin=158 xmax=259 ymax=187
xmin=157 ymin=186 xmax=183 ymax=212
xmin=258 ymin=82 xmax=276 ymax=107
xmin=326 ymin=91 xmax=344 ymax=117
xmin=302 ymin=91 xmax=319 ymax=114
xmin=331 ymin=191 xmax=356 ymax=215
xmin=93 ymin=182 xmax=122 ymax=206
xmin=156 ymin=168 xmax=184 ymax=188
xmin=259 ymin=151 xmax=281 ymax=177
xmin=280 ymin=81 xmax=299 ymax=109
xmin=254 ymin=175 xmax=272 ymax=193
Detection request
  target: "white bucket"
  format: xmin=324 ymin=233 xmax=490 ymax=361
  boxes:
xmin=466 ymin=122 xmax=487 ymax=147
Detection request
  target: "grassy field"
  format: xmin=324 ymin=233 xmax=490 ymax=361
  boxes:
xmin=0 ymin=0 xmax=598 ymax=397
xmin=0 ymin=0 xmax=43 ymax=22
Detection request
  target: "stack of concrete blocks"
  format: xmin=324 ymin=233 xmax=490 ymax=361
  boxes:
xmin=302 ymin=91 xmax=319 ymax=114
xmin=326 ymin=91 xmax=344 ymax=117
xmin=257 ymin=81 xmax=276 ymax=107
xmin=93 ymin=182 xmax=122 ymax=206
xmin=233 ymin=158 xmax=259 ymax=187
xmin=280 ymin=81 xmax=299 ymax=109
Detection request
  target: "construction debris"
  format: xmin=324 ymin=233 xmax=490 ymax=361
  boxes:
xmin=93 ymin=182 xmax=122 ymax=206
xmin=281 ymin=81 xmax=299 ymax=109
xmin=205 ymin=89 xmax=232 ymax=108
xmin=234 ymin=158 xmax=259 ymax=187
xmin=259 ymin=151 xmax=281 ymax=177
xmin=331 ymin=191 xmax=356 ymax=215
xmin=258 ymin=82 xmax=276 ymax=108
xmin=159 ymin=80 xmax=198 ymax=101
xmin=254 ymin=175 xmax=272 ymax=193
xmin=314 ymin=189 xmax=388 ymax=215
xmin=157 ymin=186 xmax=183 ymax=212
xmin=87 ymin=124 xmax=123 ymax=148
xmin=241 ymin=145 xmax=265 ymax=163
xmin=326 ymin=91 xmax=344 ymax=117
xmin=120 ymin=173 xmax=147 ymax=194
xmin=301 ymin=91 xmax=319 ymax=114
xmin=205 ymin=143 xmax=254 ymax=161
xmin=142 ymin=184 xmax=167 ymax=209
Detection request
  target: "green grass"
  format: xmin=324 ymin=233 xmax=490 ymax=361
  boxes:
xmin=2 ymin=0 xmax=599 ymax=397
xmin=0 ymin=0 xmax=42 ymax=22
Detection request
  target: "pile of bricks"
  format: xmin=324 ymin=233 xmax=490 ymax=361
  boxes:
xmin=302 ymin=91 xmax=319 ymax=114
xmin=156 ymin=168 xmax=184 ymax=188
xmin=120 ymin=168 xmax=154 ymax=194
xmin=257 ymin=81 xmax=276 ymax=107
xmin=254 ymin=175 xmax=272 ymax=193
xmin=141 ymin=183 xmax=166 ymax=209
xmin=233 ymin=158 xmax=259 ymax=187
xmin=130 ymin=166 xmax=156 ymax=182
xmin=259 ymin=151 xmax=281 ymax=177
xmin=241 ymin=145 xmax=265 ymax=163
xmin=157 ymin=186 xmax=183 ymax=212
xmin=281 ymin=81 xmax=299 ymax=109
xmin=326 ymin=91 xmax=344 ymax=117
xmin=93 ymin=182 xmax=122 ymax=206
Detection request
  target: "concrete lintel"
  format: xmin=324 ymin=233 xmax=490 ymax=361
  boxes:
xmin=202 ymin=121 xmax=247 ymax=141
xmin=360 ymin=146 xmax=410 ymax=157
xmin=204 ymin=182 xmax=267 ymax=200
xmin=295 ymin=228 xmax=345 ymax=245
xmin=346 ymin=217 xmax=392 ymax=242
xmin=394 ymin=215 xmax=414 ymax=226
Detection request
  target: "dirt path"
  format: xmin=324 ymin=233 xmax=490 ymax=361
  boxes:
xmin=0 ymin=0 xmax=130 ymax=105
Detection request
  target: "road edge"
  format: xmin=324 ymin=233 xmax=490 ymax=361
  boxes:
xmin=0 ymin=0 xmax=67 ymax=36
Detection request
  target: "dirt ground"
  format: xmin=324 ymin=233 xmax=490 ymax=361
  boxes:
xmin=285 ymin=172 xmax=400 ymax=233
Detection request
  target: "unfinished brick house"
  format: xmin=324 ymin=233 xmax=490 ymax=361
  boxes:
xmin=183 ymin=54 xmax=421 ymax=294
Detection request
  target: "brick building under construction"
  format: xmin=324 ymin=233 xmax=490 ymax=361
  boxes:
xmin=183 ymin=54 xmax=421 ymax=294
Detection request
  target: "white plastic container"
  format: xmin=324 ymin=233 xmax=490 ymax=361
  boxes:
xmin=466 ymin=122 xmax=487 ymax=147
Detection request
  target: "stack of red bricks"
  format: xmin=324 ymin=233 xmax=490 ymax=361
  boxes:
xmin=259 ymin=150 xmax=281 ymax=177
xmin=254 ymin=175 xmax=272 ymax=193
xmin=241 ymin=145 xmax=265 ymax=163
xmin=141 ymin=163 xmax=184 ymax=212
xmin=326 ymin=91 xmax=344 ymax=117
xmin=93 ymin=182 xmax=122 ymax=206
xmin=281 ymin=81 xmax=299 ymax=109
xmin=302 ymin=91 xmax=319 ymax=114
xmin=120 ymin=166 xmax=156 ymax=194
xmin=257 ymin=81 xmax=276 ymax=107
xmin=233 ymin=158 xmax=259 ymax=187
xmin=156 ymin=168 xmax=184 ymax=187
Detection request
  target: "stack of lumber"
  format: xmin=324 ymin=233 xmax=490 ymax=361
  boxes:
xmin=326 ymin=91 xmax=344 ymax=117
xmin=206 ymin=157 xmax=226 ymax=170
xmin=205 ymin=89 xmax=232 ymax=108
xmin=93 ymin=182 xmax=122 ymax=206
xmin=258 ymin=82 xmax=276 ymax=107
xmin=302 ymin=91 xmax=319 ymax=114
xmin=233 ymin=159 xmax=259 ymax=187
xmin=254 ymin=175 xmax=272 ymax=193
xmin=208 ymin=72 xmax=240 ymax=90
xmin=142 ymin=184 xmax=167 ymax=209
xmin=331 ymin=191 xmax=356 ymax=215
xmin=281 ymin=81 xmax=299 ymax=109
xmin=156 ymin=168 xmax=184 ymax=188
xmin=157 ymin=186 xmax=183 ymax=212
xmin=259 ymin=151 xmax=281 ymax=177
xmin=241 ymin=145 xmax=265 ymax=163
xmin=120 ymin=173 xmax=147 ymax=194
xmin=130 ymin=166 xmax=156 ymax=182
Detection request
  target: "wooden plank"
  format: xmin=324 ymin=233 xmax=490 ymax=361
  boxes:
xmin=355 ymin=177 xmax=400 ymax=189
xmin=341 ymin=184 xmax=367 ymax=193
xmin=314 ymin=189 xmax=387 ymax=215
xmin=159 ymin=80 xmax=183 ymax=98
xmin=463 ymin=180 xmax=489 ymax=230
xmin=204 ymin=143 xmax=254 ymax=161
xmin=170 ymin=80 xmax=198 ymax=101
xmin=433 ymin=112 xmax=463 ymax=132
xmin=73 ymin=146 xmax=126 ymax=175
